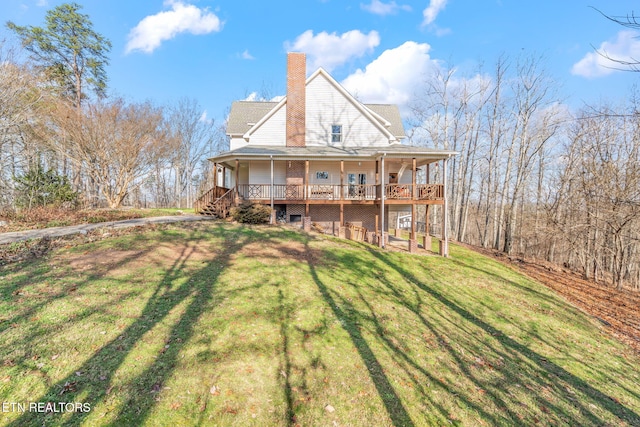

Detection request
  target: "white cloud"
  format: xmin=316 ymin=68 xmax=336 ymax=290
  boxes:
xmin=36 ymin=0 xmax=48 ymax=7
xmin=422 ymin=0 xmax=448 ymax=26
xmin=126 ymin=0 xmax=222 ymax=54
xmin=361 ymin=0 xmax=411 ymax=16
xmin=571 ymin=30 xmax=640 ymax=78
xmin=239 ymin=50 xmax=255 ymax=60
xmin=341 ymin=41 xmax=440 ymax=115
xmin=285 ymin=30 xmax=380 ymax=72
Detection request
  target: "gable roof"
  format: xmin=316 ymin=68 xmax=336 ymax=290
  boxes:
xmin=365 ymin=104 xmax=405 ymax=139
xmin=227 ymin=101 xmax=278 ymax=136
xmin=226 ymin=68 xmax=406 ymax=141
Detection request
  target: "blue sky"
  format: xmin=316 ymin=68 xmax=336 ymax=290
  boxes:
xmin=1 ymin=0 xmax=639 ymax=126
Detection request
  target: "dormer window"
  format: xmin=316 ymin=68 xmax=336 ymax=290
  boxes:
xmin=331 ymin=125 xmax=342 ymax=143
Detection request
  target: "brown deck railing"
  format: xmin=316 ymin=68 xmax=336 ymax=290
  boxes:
xmin=235 ymin=183 xmax=444 ymax=202
xmin=416 ymin=184 xmax=444 ymax=200
xmin=194 ymin=186 xmax=230 ymax=213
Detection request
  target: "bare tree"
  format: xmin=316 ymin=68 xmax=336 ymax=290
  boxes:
xmin=48 ymin=98 xmax=176 ymax=208
xmin=592 ymin=8 xmax=640 ymax=72
xmin=166 ymin=98 xmax=218 ymax=208
xmin=0 ymin=41 xmax=47 ymax=207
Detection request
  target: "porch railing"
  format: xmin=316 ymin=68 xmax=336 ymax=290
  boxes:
xmin=236 ymin=183 xmax=443 ymax=201
xmin=194 ymin=185 xmax=230 ymax=213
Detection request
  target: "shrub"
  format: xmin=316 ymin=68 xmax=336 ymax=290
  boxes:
xmin=13 ymin=166 xmax=79 ymax=209
xmin=230 ymin=202 xmax=272 ymax=224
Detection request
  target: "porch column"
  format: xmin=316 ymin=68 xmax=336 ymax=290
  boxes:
xmin=380 ymin=154 xmax=386 ymax=248
xmin=340 ymin=160 xmax=344 ymax=227
xmin=375 ymin=160 xmax=379 ymax=199
xmin=340 ymin=161 xmax=344 ymax=201
xmin=440 ymin=157 xmax=449 ymax=257
xmin=270 ymin=156 xmax=274 ymax=224
xmin=213 ymin=163 xmax=217 ymax=190
xmin=409 ymin=158 xmax=417 ymax=253
xmin=305 ymin=160 xmax=310 ymax=216
xmin=235 ymin=159 xmax=239 ymax=196
xmin=409 ymin=157 xmax=418 ymax=253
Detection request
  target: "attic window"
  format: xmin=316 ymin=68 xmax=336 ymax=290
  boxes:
xmin=331 ymin=125 xmax=342 ymax=143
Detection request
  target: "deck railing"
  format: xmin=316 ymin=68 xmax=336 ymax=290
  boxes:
xmin=235 ymin=183 xmax=443 ymax=202
xmin=194 ymin=185 xmax=230 ymax=213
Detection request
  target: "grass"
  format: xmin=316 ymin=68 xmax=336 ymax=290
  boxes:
xmin=0 ymin=222 xmax=639 ymax=426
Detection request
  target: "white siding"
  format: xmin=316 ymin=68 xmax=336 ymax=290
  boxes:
xmin=245 ymin=73 xmax=392 ymax=148
xmin=230 ymin=137 xmax=248 ymax=150
xmin=305 ymin=74 xmax=390 ymax=148
xmin=399 ymin=170 xmax=413 ymax=184
xmin=309 ymin=161 xmax=341 ymax=185
xmin=249 ymin=107 xmax=286 ymax=146
xmin=343 ymin=161 xmax=376 ymax=185
xmin=248 ymin=161 xmax=286 ymax=184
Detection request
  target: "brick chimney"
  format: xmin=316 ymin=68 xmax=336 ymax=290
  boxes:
xmin=286 ymin=52 xmax=306 ymax=148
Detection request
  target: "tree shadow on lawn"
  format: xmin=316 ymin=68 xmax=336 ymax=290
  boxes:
xmin=308 ymin=244 xmax=516 ymax=425
xmin=359 ymin=245 xmax=640 ymax=426
xmin=304 ymin=242 xmax=415 ymax=427
xmin=4 ymin=223 xmax=263 ymax=426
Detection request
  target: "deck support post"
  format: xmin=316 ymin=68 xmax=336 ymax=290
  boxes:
xmin=380 ymin=154 xmax=386 ymax=248
xmin=440 ymin=157 xmax=449 ymax=257
xmin=410 ymin=158 xmax=417 ymax=246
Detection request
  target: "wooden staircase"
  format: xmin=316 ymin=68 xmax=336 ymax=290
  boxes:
xmin=194 ymin=186 xmax=235 ymax=218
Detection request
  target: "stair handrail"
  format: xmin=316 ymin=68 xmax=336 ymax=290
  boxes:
xmin=194 ymin=186 xmax=230 ymax=213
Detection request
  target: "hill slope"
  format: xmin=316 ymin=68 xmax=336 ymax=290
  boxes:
xmin=1 ymin=222 xmax=639 ymax=426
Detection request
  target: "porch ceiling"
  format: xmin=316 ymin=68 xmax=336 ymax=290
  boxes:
xmin=209 ymin=144 xmax=457 ymax=165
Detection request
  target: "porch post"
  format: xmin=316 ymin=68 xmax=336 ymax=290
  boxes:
xmin=339 ymin=160 xmax=345 ymax=229
xmin=409 ymin=157 xmax=418 ymax=252
xmin=340 ymin=161 xmax=344 ymax=201
xmin=409 ymin=157 xmax=417 ymax=253
xmin=380 ymin=153 xmax=386 ymax=248
xmin=213 ymin=163 xmax=218 ymax=190
xmin=270 ymin=156 xmax=274 ymax=224
xmin=235 ymin=160 xmax=239 ymax=196
xmin=305 ymin=160 xmax=310 ymax=217
xmin=441 ymin=157 xmax=449 ymax=257
xmin=375 ymin=160 xmax=379 ymax=199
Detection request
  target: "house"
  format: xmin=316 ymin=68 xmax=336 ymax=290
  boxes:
xmin=195 ymin=53 xmax=456 ymax=256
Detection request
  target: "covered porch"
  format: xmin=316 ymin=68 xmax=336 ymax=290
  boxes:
xmin=196 ymin=145 xmax=456 ymax=256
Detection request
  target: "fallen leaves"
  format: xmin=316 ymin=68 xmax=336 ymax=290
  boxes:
xmin=60 ymin=381 xmax=77 ymax=395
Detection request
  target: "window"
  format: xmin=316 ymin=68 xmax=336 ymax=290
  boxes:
xmin=316 ymin=171 xmax=329 ymax=180
xmin=331 ymin=125 xmax=342 ymax=143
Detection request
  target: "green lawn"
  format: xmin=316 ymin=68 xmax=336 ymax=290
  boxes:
xmin=1 ymin=222 xmax=639 ymax=426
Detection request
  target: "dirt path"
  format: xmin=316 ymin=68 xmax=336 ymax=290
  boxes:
xmin=466 ymin=244 xmax=640 ymax=354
